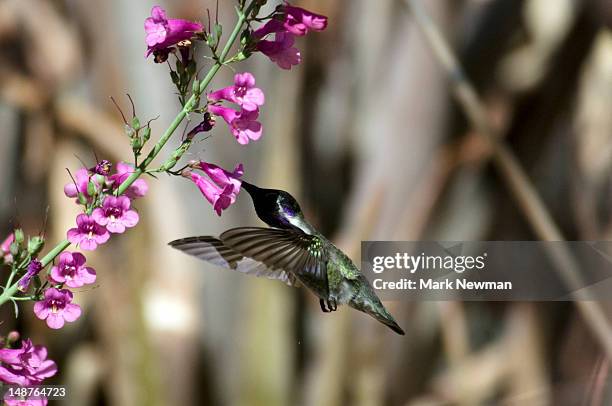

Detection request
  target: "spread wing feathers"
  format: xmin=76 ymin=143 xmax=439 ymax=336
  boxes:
xmin=168 ymin=236 xmax=300 ymax=287
xmin=219 ymin=227 xmax=329 ymax=297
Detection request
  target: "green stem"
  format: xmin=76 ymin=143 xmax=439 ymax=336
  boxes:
xmin=0 ymin=240 xmax=70 ymax=305
xmin=0 ymin=2 xmax=256 ymax=309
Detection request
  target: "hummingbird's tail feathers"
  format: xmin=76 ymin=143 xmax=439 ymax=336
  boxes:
xmin=377 ymin=313 xmax=406 ymax=335
xmin=348 ymin=277 xmax=406 ymax=335
xmin=368 ymin=305 xmax=406 ymax=335
xmin=168 ymin=236 xmax=300 ymax=286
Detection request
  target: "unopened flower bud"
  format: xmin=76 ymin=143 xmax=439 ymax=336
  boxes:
xmin=7 ymin=331 xmax=19 ymax=343
xmin=27 ymin=236 xmax=45 ymax=256
xmin=142 ymin=126 xmax=151 ymax=143
xmin=87 ymin=180 xmax=98 ymax=197
xmin=14 ymin=229 xmax=24 ymax=245
xmin=78 ymin=193 xmax=88 ymax=205
xmin=181 ymin=167 xmax=193 ymax=178
xmin=186 ymin=113 xmax=215 ymax=140
xmin=18 ymin=259 xmax=43 ymax=292
xmin=1 ymin=233 xmax=14 ymax=264
xmin=131 ymin=116 xmax=141 ymax=130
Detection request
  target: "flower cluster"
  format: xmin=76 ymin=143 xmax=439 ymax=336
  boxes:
xmin=21 ymin=161 xmax=146 ymax=330
xmin=254 ymin=4 xmax=328 ymax=69
xmin=183 ymin=161 xmax=244 ymax=216
xmin=0 ymin=336 xmax=57 ymax=386
xmin=0 ymin=3 xmax=329 ymax=397
xmin=138 ymin=3 xmax=327 ymax=215
xmin=65 ymin=161 xmax=145 ymax=251
xmin=0 ymin=334 xmax=55 ymax=405
xmin=30 ymin=160 xmax=147 ymax=329
xmin=208 ymin=72 xmax=264 ymax=145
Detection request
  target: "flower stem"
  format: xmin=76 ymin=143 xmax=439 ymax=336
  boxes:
xmin=0 ymin=1 xmax=256 ymax=309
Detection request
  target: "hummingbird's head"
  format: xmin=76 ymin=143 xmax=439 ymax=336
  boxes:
xmin=241 ymin=181 xmax=307 ymax=231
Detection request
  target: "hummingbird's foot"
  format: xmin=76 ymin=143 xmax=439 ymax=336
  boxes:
xmin=319 ymin=298 xmax=337 ymax=312
xmin=319 ymin=299 xmax=330 ymax=313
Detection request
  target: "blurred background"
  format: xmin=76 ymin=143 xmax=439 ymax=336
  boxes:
xmin=1 ymin=0 xmax=612 ymax=405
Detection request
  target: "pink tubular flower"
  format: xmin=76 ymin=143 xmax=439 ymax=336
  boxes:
xmin=281 ymin=4 xmax=328 ymax=36
xmin=92 ymin=196 xmax=139 ymax=234
xmin=208 ymin=72 xmax=265 ymax=112
xmin=185 ymin=162 xmax=243 ymax=216
xmin=109 ymin=162 xmax=148 ymax=199
xmin=49 ymin=252 xmax=96 ymax=288
xmin=199 ymin=162 xmax=243 ymax=195
xmin=1 ymin=233 xmax=14 ymax=264
xmin=64 ymin=168 xmax=101 ymax=203
xmin=144 ymin=5 xmax=203 ymax=57
xmin=33 ymin=288 xmax=82 ymax=330
xmin=208 ymin=105 xmax=263 ymax=145
xmin=67 ymin=214 xmax=110 ymax=251
xmin=256 ymin=32 xmax=301 ymax=70
xmin=253 ymin=3 xmax=326 ymax=69
xmin=0 ymin=339 xmax=57 ymax=385
xmin=253 ymin=18 xmax=286 ymax=38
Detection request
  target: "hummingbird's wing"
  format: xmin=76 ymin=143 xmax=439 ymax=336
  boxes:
xmin=219 ymin=227 xmax=329 ymax=298
xmin=168 ymin=236 xmax=301 ymax=286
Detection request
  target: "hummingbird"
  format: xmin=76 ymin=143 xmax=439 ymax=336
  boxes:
xmin=169 ymin=181 xmax=405 ymax=335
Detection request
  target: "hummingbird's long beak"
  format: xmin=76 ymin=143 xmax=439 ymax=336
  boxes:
xmin=240 ymin=181 xmax=259 ymax=196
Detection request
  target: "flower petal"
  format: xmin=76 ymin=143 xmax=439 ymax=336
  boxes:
xmin=62 ymin=304 xmax=82 ymax=322
xmin=122 ymin=210 xmax=139 ymax=228
xmin=46 ymin=314 xmax=65 ymax=329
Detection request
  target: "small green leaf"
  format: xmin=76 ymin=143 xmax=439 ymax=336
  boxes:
xmin=240 ymin=29 xmax=251 ymax=46
xmin=234 ymin=51 xmax=249 ymax=62
xmin=10 ymin=298 xmax=18 ymax=319
xmin=170 ymin=71 xmax=180 ymax=85
xmin=186 ymin=60 xmax=196 ymax=76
